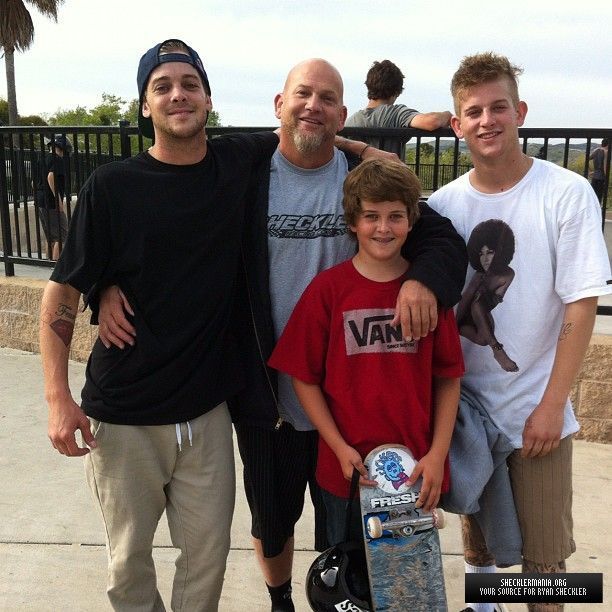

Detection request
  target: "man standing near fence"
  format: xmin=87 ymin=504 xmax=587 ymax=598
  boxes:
xmin=345 ymin=59 xmax=452 ymax=159
xmin=589 ymin=137 xmax=609 ymax=207
xmin=34 ymin=134 xmax=71 ymax=260
xmin=427 ymin=52 xmax=612 ymax=612
xmin=38 ymin=38 xmax=282 ymax=612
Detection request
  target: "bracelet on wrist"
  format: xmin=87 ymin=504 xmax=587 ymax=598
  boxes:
xmin=359 ymin=144 xmax=370 ymax=159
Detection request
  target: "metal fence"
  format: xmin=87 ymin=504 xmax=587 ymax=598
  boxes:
xmin=1 ymin=124 xmax=610 ymax=313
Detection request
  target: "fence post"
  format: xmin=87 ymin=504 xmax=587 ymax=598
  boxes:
xmin=0 ymin=134 xmax=15 ymax=276
xmin=119 ymin=120 xmax=132 ymax=160
xmin=602 ymin=143 xmax=611 ymax=232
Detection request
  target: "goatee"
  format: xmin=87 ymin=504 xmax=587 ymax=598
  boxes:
xmin=292 ymin=130 xmax=325 ymax=155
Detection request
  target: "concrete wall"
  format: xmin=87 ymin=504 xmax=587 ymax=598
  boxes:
xmin=0 ymin=276 xmax=95 ymax=363
xmin=1 ymin=275 xmax=610 ymax=443
xmin=571 ymin=334 xmax=612 ymax=443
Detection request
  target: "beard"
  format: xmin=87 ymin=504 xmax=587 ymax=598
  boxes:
xmin=292 ymin=129 xmax=325 ymax=155
xmin=283 ymin=117 xmax=332 ymax=155
xmin=155 ymin=110 xmax=208 ymax=141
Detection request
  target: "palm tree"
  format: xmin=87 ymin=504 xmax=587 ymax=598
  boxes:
xmin=0 ymin=0 xmax=64 ymax=125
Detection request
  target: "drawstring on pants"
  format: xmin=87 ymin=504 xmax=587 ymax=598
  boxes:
xmin=175 ymin=421 xmax=193 ymax=451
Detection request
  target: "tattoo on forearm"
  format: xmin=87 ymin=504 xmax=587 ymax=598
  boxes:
xmin=41 ymin=303 xmax=76 ymax=347
xmin=56 ymin=303 xmax=76 ymax=321
xmin=559 ymin=322 xmax=574 ymax=341
xmin=50 ymin=319 xmax=75 ymax=347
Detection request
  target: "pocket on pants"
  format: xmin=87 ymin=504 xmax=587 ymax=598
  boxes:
xmin=88 ymin=417 xmax=106 ymax=442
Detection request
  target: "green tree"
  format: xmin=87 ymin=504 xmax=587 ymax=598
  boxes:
xmin=439 ymin=147 xmax=471 ymax=166
xmin=0 ymin=0 xmax=64 ymax=125
xmin=124 ymin=98 xmax=139 ymax=126
xmin=48 ymin=105 xmax=91 ymax=126
xmin=567 ymin=154 xmax=588 ymax=178
xmin=90 ymin=93 xmax=126 ymax=126
xmin=1 ymin=96 xmax=46 ymax=124
xmin=17 ymin=113 xmax=46 ymax=125
xmin=0 ymin=96 xmax=8 ymax=123
xmin=419 ymin=142 xmax=434 ymax=160
xmin=207 ymin=109 xmax=221 ymax=127
xmin=49 ymin=95 xmax=222 ymax=128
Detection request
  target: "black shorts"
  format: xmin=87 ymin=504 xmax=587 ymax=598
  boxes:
xmin=39 ymin=208 xmax=68 ymax=244
xmin=235 ymin=420 xmax=328 ymax=558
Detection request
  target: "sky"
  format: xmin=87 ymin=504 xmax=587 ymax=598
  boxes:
xmin=2 ymin=0 xmax=611 ymax=129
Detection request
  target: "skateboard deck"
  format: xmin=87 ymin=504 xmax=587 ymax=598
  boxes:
xmin=359 ymin=444 xmax=447 ymax=612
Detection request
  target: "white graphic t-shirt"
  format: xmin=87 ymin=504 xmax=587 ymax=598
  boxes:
xmin=428 ymin=159 xmax=612 ymax=447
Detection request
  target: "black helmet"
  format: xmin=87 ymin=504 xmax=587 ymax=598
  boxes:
xmin=306 ymin=541 xmax=371 ymax=611
xmin=50 ymin=134 xmax=73 ymax=154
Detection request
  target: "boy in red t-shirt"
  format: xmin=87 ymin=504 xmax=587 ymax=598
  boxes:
xmin=268 ymin=158 xmax=464 ymax=544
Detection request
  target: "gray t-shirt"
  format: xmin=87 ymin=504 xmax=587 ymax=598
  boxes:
xmin=345 ymin=104 xmax=420 ymax=158
xmin=268 ymin=148 xmax=355 ymax=430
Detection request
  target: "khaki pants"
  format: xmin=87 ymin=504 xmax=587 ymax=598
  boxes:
xmin=84 ymin=403 xmax=235 ymax=612
xmin=508 ymin=435 xmax=575 ymax=565
xmin=462 ymin=436 xmax=575 ymax=612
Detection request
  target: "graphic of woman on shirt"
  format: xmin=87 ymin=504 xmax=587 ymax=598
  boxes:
xmin=456 ymin=219 xmax=518 ymax=372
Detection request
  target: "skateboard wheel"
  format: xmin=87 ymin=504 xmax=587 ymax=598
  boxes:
xmin=400 ymin=525 xmax=415 ymax=536
xmin=433 ymin=508 xmax=446 ymax=530
xmin=366 ymin=516 xmax=383 ymax=539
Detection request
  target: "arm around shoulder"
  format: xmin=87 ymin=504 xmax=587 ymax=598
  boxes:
xmin=393 ymin=205 xmax=466 ymax=339
xmin=334 ymin=136 xmax=400 ymax=164
xmin=402 ymin=203 xmax=467 ymax=308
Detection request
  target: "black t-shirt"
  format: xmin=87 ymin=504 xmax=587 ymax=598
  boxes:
xmin=35 ymin=152 xmax=66 ymax=209
xmin=51 ymin=131 xmax=279 ymax=425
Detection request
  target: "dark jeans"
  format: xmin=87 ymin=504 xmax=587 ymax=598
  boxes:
xmin=321 ymin=487 xmax=363 ymax=546
xmin=591 ymin=178 xmax=605 ymax=202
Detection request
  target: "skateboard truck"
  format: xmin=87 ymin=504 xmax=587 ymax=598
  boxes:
xmin=366 ymin=507 xmax=445 ymax=539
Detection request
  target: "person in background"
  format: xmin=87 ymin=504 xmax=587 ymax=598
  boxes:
xmin=345 ymin=59 xmax=452 ymax=159
xmin=428 ymin=51 xmax=612 ymax=612
xmin=589 ymin=137 xmax=609 ymax=208
xmin=34 ymin=134 xmax=71 ymax=260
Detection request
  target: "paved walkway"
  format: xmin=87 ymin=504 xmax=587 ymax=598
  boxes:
xmin=0 ymin=347 xmax=610 ymax=611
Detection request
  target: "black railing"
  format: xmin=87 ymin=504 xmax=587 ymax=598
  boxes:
xmin=1 ymin=124 xmax=610 ymax=315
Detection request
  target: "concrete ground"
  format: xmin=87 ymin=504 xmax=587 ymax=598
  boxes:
xmin=0 ymin=347 xmax=610 ymax=611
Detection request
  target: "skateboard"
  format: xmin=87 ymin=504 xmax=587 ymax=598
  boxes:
xmin=359 ymin=444 xmax=447 ymax=612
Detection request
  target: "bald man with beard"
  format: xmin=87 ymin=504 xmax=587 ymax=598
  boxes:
xmin=229 ymin=58 xmax=465 ymax=611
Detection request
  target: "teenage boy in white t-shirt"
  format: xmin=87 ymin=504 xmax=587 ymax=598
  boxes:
xmin=428 ymin=52 xmax=612 ymax=612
